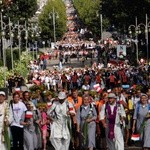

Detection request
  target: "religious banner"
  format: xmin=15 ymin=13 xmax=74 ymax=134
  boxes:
xmin=117 ymin=45 xmax=126 ymax=58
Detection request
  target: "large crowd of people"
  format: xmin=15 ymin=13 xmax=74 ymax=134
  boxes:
xmin=0 ymin=54 xmax=149 ymax=150
xmin=0 ymin=0 xmax=149 ymax=150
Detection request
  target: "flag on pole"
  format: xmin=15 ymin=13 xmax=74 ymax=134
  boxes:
xmin=25 ymin=111 xmax=33 ymax=119
xmin=131 ymin=134 xmax=140 ymax=141
xmin=93 ymin=84 xmax=103 ymax=93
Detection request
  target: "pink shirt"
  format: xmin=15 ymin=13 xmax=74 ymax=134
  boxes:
xmin=41 ymin=112 xmax=47 ymax=130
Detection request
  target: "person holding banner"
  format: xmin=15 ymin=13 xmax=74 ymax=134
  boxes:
xmin=0 ymin=91 xmax=13 ymax=150
xmin=132 ymin=94 xmax=150 ymax=150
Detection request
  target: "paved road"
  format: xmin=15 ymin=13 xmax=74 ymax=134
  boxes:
xmin=47 ymin=145 xmax=142 ymax=150
xmin=47 ymin=57 xmax=94 ymax=70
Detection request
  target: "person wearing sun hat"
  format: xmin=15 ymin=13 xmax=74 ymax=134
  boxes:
xmin=100 ymin=92 xmax=126 ymax=150
xmin=47 ymin=91 xmax=75 ymax=150
xmin=0 ymin=91 xmax=13 ymax=150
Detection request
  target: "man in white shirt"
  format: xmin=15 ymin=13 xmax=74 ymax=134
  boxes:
xmin=47 ymin=92 xmax=75 ymax=150
xmin=44 ymin=74 xmax=50 ymax=90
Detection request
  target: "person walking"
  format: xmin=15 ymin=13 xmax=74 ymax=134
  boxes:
xmin=100 ymin=93 xmax=126 ymax=150
xmin=132 ymin=94 xmax=150 ymax=150
xmin=0 ymin=91 xmax=12 ymax=150
xmin=68 ymin=89 xmax=82 ymax=149
xmin=10 ymin=92 xmax=27 ymax=150
xmin=20 ymin=102 xmax=37 ymax=150
xmin=76 ymin=94 xmax=97 ymax=150
xmin=47 ymin=91 xmax=75 ymax=150
xmin=40 ymin=106 xmax=48 ymax=150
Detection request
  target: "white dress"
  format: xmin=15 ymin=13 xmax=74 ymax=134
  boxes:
xmin=47 ymin=100 xmax=75 ymax=150
xmin=0 ymin=101 xmax=13 ymax=150
xmin=100 ymin=103 xmax=126 ymax=150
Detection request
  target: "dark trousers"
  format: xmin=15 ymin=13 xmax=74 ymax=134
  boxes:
xmin=11 ymin=126 xmax=24 ymax=150
xmin=73 ymin=82 xmax=78 ymax=89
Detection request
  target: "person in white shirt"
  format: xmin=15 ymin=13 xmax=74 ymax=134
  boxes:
xmin=10 ymin=92 xmax=27 ymax=150
xmin=0 ymin=91 xmax=13 ymax=150
xmin=44 ymin=74 xmax=50 ymax=90
xmin=82 ymin=81 xmax=90 ymax=91
xmin=47 ymin=92 xmax=75 ymax=150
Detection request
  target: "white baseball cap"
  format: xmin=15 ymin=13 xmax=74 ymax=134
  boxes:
xmin=108 ymin=93 xmax=117 ymax=99
xmin=0 ymin=91 xmax=6 ymax=96
xmin=58 ymin=92 xmax=67 ymax=100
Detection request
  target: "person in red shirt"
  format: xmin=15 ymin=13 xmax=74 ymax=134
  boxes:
xmin=109 ymin=73 xmax=116 ymax=89
xmin=61 ymin=73 xmax=67 ymax=89
xmin=71 ymin=72 xmax=78 ymax=89
xmin=121 ymin=73 xmax=128 ymax=85
xmin=95 ymin=72 xmax=101 ymax=84
xmin=84 ymin=71 xmax=91 ymax=84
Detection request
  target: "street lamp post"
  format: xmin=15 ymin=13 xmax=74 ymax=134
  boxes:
xmin=17 ymin=21 xmax=21 ymax=66
xmin=145 ymin=14 xmax=150 ymax=63
xmin=8 ymin=17 xmax=16 ymax=70
xmin=17 ymin=21 xmax=27 ymax=65
xmin=135 ymin=17 xmax=139 ymax=63
xmin=24 ymin=21 xmax=28 ymax=52
xmin=1 ymin=12 xmax=6 ymax=87
xmin=100 ymin=14 xmax=103 ymax=41
xmin=49 ymin=7 xmax=59 ymax=44
xmin=128 ymin=17 xmax=140 ymax=63
xmin=35 ymin=41 xmax=38 ymax=59
xmin=28 ymin=23 xmax=41 ymax=59
xmin=31 ymin=33 xmax=35 ymax=60
xmin=129 ymin=15 xmax=150 ymax=64
xmin=96 ymin=12 xmax=103 ymax=42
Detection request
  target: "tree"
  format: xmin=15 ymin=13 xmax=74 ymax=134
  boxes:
xmin=2 ymin=0 xmax=38 ymax=22
xmin=38 ymin=0 xmax=67 ymax=41
xmin=73 ymin=0 xmax=102 ymax=38
xmin=102 ymin=0 xmax=150 ymax=31
xmin=74 ymin=0 xmax=150 ymax=35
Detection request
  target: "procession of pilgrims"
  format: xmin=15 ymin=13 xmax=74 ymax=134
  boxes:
xmin=0 ymin=83 xmax=150 ymax=150
xmin=1 ymin=57 xmax=150 ymax=150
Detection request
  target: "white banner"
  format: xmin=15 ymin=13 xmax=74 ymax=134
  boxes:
xmin=117 ymin=45 xmax=126 ymax=58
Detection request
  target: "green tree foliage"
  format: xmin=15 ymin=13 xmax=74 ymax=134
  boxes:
xmin=5 ymin=49 xmax=19 ymax=70
xmin=74 ymin=0 xmax=150 ymax=35
xmin=102 ymin=0 xmax=150 ymax=31
xmin=38 ymin=0 xmax=67 ymax=41
xmin=3 ymin=0 xmax=38 ymax=22
xmin=0 ymin=51 xmax=32 ymax=87
xmin=74 ymin=0 xmax=102 ymax=37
